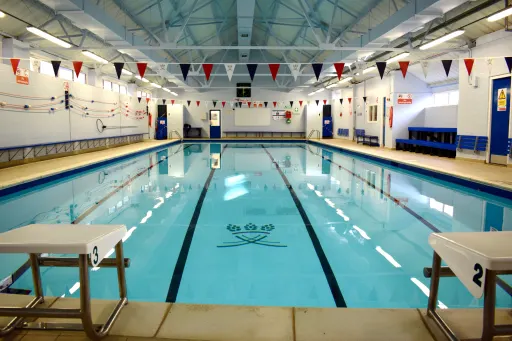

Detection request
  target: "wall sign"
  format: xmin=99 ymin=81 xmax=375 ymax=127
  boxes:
xmin=397 ymin=93 xmax=413 ymax=104
xmin=497 ymin=88 xmax=507 ymax=111
xmin=16 ymin=68 xmax=29 ymax=85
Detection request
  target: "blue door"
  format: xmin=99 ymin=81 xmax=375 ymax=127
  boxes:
xmin=382 ymin=97 xmax=386 ymax=147
xmin=489 ymin=77 xmax=511 ymax=165
xmin=484 ymin=202 xmax=503 ymax=232
xmin=210 ymin=110 xmax=221 ymax=138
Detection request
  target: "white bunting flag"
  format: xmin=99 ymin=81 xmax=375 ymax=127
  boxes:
xmin=486 ymin=58 xmax=493 ymax=75
xmin=225 ymin=64 xmax=235 ymax=81
xmin=229 ymin=101 xmax=234 ymax=108
xmin=204 ymin=100 xmax=209 ymax=108
xmin=288 ymin=63 xmax=301 ymax=81
xmin=420 ymin=61 xmax=429 ymax=79
xmin=355 ymin=61 xmax=366 ymax=72
xmin=158 ymin=63 xmax=167 ymax=75
xmin=31 ymin=59 xmax=41 ymax=72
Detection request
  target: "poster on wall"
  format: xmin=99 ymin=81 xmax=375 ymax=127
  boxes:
xmin=272 ymin=110 xmax=286 ymax=120
xmin=397 ymin=93 xmax=413 ymax=104
xmin=16 ymin=68 xmax=29 ymax=85
xmin=497 ymin=88 xmax=507 ymax=111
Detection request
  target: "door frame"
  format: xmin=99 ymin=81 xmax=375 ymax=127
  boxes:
xmin=486 ymin=74 xmax=512 ymax=164
xmin=209 ymin=109 xmax=221 ymax=138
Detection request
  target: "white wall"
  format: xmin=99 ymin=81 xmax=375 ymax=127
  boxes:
xmin=423 ymin=106 xmax=458 ymax=128
xmin=457 ymin=30 xmax=512 ymax=161
xmin=0 ymin=63 xmax=154 ymax=148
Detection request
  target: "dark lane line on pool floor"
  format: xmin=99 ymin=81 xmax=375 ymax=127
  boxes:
xmin=166 ymin=144 xmax=228 ymax=303
xmin=261 ymin=145 xmax=347 ymax=308
xmin=0 ymin=144 xmax=193 ymax=294
xmin=299 ymin=145 xmax=441 ymax=234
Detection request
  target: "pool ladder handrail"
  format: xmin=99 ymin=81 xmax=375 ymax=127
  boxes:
xmin=169 ymin=130 xmax=183 ymax=141
xmin=307 ymin=129 xmax=320 ymax=140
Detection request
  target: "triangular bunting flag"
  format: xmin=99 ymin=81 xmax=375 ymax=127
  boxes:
xmin=376 ymin=62 xmax=386 ymax=79
xmin=363 ymin=96 xmax=367 ymax=103
xmin=323 ymin=99 xmax=327 ymax=105
xmin=273 ymin=101 xmax=277 ymax=108
xmin=187 ymin=100 xmax=191 ymax=107
xmin=339 ymin=98 xmax=343 ymax=105
xmin=315 ymin=100 xmax=319 ymax=106
xmin=312 ymin=63 xmax=323 ymax=81
xmin=162 ymin=99 xmax=166 ymax=105
xmin=114 ymin=62 xmax=124 ymax=79
xmin=264 ymin=101 xmax=268 ymax=108
xmin=333 ymin=63 xmax=345 ymax=80
xmin=269 ymin=64 xmax=280 ymax=81
xmin=51 ymin=61 xmax=61 ymax=77
xmin=204 ymin=101 xmax=209 ymax=108
xmin=289 ymin=101 xmax=293 ymax=107
xmin=464 ymin=58 xmax=474 ymax=76
xmin=420 ymin=61 xmax=429 ymax=79
xmin=180 ymin=64 xmax=191 ymax=81
xmin=171 ymin=100 xmax=175 ymax=105
xmin=442 ymin=60 xmax=452 ymax=77
xmin=486 ymin=58 xmax=493 ymax=75
xmin=196 ymin=100 xmax=200 ymax=107
xmin=10 ymin=58 xmax=20 ymax=75
xmin=288 ymin=63 xmax=301 ymax=81
xmin=212 ymin=100 xmax=217 ymax=108
xmin=202 ymin=64 xmax=213 ymax=81
xmin=238 ymin=102 xmax=242 ymax=108
xmin=146 ymin=97 xmax=150 ymax=103
xmin=299 ymin=100 xmax=303 ymax=107
xmin=399 ymin=61 xmax=409 ymax=78
xmin=136 ymin=63 xmax=147 ymax=79
xmin=348 ymin=98 xmax=352 ymax=104
xmin=225 ymin=64 xmax=235 ymax=81
xmin=505 ymin=57 xmax=512 ymax=73
xmin=247 ymin=64 xmax=258 ymax=81
xmin=138 ymin=97 xmax=141 ymax=103
xmin=222 ymin=101 xmax=226 ymax=108
xmin=248 ymin=102 xmax=252 ymax=108
xmin=72 ymin=61 xmax=83 ymax=77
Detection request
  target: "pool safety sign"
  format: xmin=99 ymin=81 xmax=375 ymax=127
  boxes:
xmin=497 ymin=88 xmax=507 ymax=111
xmin=397 ymin=93 xmax=413 ymax=104
xmin=15 ymin=68 xmax=29 ymax=85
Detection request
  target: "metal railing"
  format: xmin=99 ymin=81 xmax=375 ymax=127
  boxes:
xmin=307 ymin=129 xmax=320 ymax=140
xmin=169 ymin=130 xmax=183 ymax=141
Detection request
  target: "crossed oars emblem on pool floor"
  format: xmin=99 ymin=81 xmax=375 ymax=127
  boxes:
xmin=217 ymin=223 xmax=287 ymax=248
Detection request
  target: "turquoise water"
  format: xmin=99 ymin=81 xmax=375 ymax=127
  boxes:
xmin=0 ymin=142 xmax=511 ymax=308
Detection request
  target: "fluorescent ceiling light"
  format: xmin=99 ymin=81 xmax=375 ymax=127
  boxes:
xmin=326 ymin=84 xmax=337 ymax=89
xmin=170 ymin=91 xmax=178 ymax=96
xmin=150 ymin=82 xmax=161 ymax=88
xmin=362 ymin=66 xmax=376 ymax=74
xmin=0 ymin=11 xmax=6 ymax=18
xmin=488 ymin=7 xmax=512 ymax=22
xmin=419 ymin=30 xmax=464 ymax=50
xmin=82 ymin=50 xmax=108 ymax=64
xmin=316 ymin=88 xmax=325 ymax=93
xmin=135 ymin=75 xmax=149 ymax=82
xmin=121 ymin=69 xmax=133 ymax=76
xmin=162 ymin=88 xmax=171 ymax=92
xmin=339 ymin=77 xmax=353 ymax=84
xmin=386 ymin=52 xmax=410 ymax=63
xmin=26 ymin=27 xmax=71 ymax=48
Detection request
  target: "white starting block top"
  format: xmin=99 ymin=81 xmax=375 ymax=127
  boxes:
xmin=0 ymin=224 xmax=127 ymax=267
xmin=429 ymin=232 xmax=512 ymax=298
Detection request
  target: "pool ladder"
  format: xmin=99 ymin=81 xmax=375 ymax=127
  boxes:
xmin=169 ymin=130 xmax=183 ymax=141
xmin=307 ymin=129 xmax=320 ymax=140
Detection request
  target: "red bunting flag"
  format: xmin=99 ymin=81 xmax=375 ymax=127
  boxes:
xmin=464 ymin=58 xmax=475 ymax=76
xmin=323 ymin=99 xmax=327 ymax=105
xmin=72 ymin=61 xmax=83 ymax=77
xmin=348 ymin=98 xmax=352 ymax=104
xmin=299 ymin=100 xmax=303 ymax=107
xmin=196 ymin=101 xmax=200 ymax=107
xmin=202 ymin=64 xmax=213 ymax=81
xmin=10 ymin=58 xmax=20 ymax=75
xmin=137 ymin=63 xmax=148 ymax=79
xmin=268 ymin=64 xmax=280 ymax=81
xmin=399 ymin=61 xmax=409 ymax=78
xmin=146 ymin=98 xmax=150 ymax=103
xmin=248 ymin=102 xmax=252 ymax=108
xmin=333 ymin=63 xmax=345 ymax=80
xmin=222 ymin=101 xmax=226 ymax=107
xmin=273 ymin=101 xmax=277 ymax=108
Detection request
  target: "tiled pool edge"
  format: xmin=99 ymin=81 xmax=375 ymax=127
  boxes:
xmin=0 ymin=140 xmax=180 ymax=197
xmin=309 ymin=140 xmax=512 ymax=200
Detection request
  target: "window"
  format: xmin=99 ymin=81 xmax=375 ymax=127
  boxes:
xmin=431 ymin=90 xmax=459 ymax=107
xmin=112 ymin=83 xmax=120 ymax=93
xmin=429 ymin=198 xmax=453 ymax=217
xmin=136 ymin=90 xmax=142 ymax=98
xmin=120 ymin=85 xmax=127 ymax=95
xmin=40 ymin=61 xmax=54 ymax=77
xmin=103 ymin=80 xmax=112 ymax=91
xmin=368 ymin=105 xmax=377 ymax=122
xmin=75 ymin=72 xmax=86 ymax=84
xmin=59 ymin=67 xmax=73 ymax=81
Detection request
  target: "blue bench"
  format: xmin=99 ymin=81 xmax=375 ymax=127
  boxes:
xmin=508 ymin=139 xmax=512 ymax=155
xmin=355 ymin=129 xmax=379 ymax=147
xmin=455 ymin=135 xmax=488 ymax=152
xmin=396 ymin=139 xmax=456 ymax=157
xmin=337 ymin=128 xmax=349 ymax=137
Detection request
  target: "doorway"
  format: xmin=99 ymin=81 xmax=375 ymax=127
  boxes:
xmin=489 ymin=76 xmax=511 ymax=165
xmin=210 ymin=110 xmax=221 ymax=138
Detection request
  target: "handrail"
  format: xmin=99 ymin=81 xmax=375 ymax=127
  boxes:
xmin=169 ymin=130 xmax=183 ymax=141
xmin=307 ymin=129 xmax=320 ymax=139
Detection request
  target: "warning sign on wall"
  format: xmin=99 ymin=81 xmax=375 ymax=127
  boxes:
xmin=497 ymin=88 xmax=507 ymax=111
xmin=16 ymin=68 xmax=29 ymax=85
xmin=397 ymin=93 xmax=413 ymax=104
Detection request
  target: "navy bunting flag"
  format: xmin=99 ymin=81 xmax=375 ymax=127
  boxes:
xmin=442 ymin=60 xmax=452 ymax=77
xmin=137 ymin=97 xmax=141 ymax=103
xmin=213 ymin=100 xmax=217 ymax=108
xmin=51 ymin=61 xmax=61 ymax=77
xmin=363 ymin=96 xmax=367 ymax=103
xmin=376 ymin=62 xmax=386 ymax=80
xmin=289 ymin=101 xmax=293 ymax=107
xmin=505 ymin=57 xmax=512 ymax=73
xmin=264 ymin=101 xmax=268 ymax=108
xmin=247 ymin=64 xmax=258 ymax=81
xmin=312 ymin=63 xmax=323 ymax=81
xmin=180 ymin=64 xmax=191 ymax=81
xmin=339 ymin=98 xmax=343 ymax=105
xmin=315 ymin=99 xmax=319 ymax=106
xmin=162 ymin=99 xmax=166 ymax=105
xmin=187 ymin=100 xmax=191 ymax=107
xmin=114 ymin=62 xmax=124 ymax=79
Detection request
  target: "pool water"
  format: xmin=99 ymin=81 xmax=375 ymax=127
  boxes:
xmin=0 ymin=142 xmax=511 ymax=309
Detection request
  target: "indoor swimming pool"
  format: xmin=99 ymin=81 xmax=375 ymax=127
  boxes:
xmin=0 ymin=142 xmax=511 ymax=309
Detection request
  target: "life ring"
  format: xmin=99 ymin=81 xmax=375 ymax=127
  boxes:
xmin=388 ymin=106 xmax=393 ymax=128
